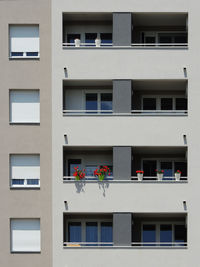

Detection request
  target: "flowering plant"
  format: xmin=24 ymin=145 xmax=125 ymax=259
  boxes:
xmin=94 ymin=166 xmax=111 ymax=181
xmin=73 ymin=166 xmax=85 ymax=180
xmin=175 ymin=170 xmax=181 ymax=174
xmin=136 ymin=170 xmax=144 ymax=174
xmin=155 ymin=169 xmax=164 ymax=174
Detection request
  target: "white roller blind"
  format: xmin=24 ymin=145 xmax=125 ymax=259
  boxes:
xmin=11 ymin=219 xmax=41 ymax=252
xmin=10 ymin=90 xmax=40 ymax=123
xmin=11 ymin=155 xmax=40 ymax=179
xmin=10 ymin=25 xmax=39 ymax=52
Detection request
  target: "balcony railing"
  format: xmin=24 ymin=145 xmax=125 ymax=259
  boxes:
xmin=11 ymin=178 xmax=40 ymax=188
xmin=63 ymin=110 xmax=187 ymax=116
xmin=63 ymin=43 xmax=188 ymax=48
xmin=63 ymin=176 xmax=187 ymax=182
xmin=63 ymin=242 xmax=187 ymax=248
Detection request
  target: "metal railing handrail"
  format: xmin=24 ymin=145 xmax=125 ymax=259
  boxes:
xmin=131 ymin=43 xmax=188 ymax=47
xmin=62 ymin=43 xmax=188 ymax=48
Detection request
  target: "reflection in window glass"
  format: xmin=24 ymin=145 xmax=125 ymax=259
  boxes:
xmin=86 ymin=222 xmax=98 ymax=246
xmin=142 ymin=225 xmax=156 ymax=246
xmin=68 ymin=222 xmax=82 ymax=242
xmin=86 ymin=93 xmax=98 ymax=111
xmin=85 ymin=33 xmax=97 ymax=44
xmin=160 ymin=225 xmax=172 ymax=246
xmin=100 ymin=33 xmax=112 ymax=44
xmin=101 ymin=222 xmax=113 ymax=245
xmin=160 ymin=162 xmax=173 ymax=177
xmin=175 ymin=225 xmax=186 ymax=245
xmin=101 ymin=93 xmax=112 ymax=111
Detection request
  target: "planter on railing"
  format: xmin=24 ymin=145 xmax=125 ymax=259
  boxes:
xmin=95 ymin=38 xmax=101 ymax=47
xmin=175 ymin=170 xmax=181 ymax=181
xmin=73 ymin=167 xmax=85 ymax=180
xmin=94 ymin=166 xmax=111 ymax=181
xmin=74 ymin=38 xmax=81 ymax=47
xmin=136 ymin=170 xmax=144 ymax=181
xmin=156 ymin=169 xmax=164 ymax=181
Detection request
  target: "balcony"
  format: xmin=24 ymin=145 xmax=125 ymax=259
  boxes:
xmin=62 ymin=13 xmax=188 ymax=49
xmin=63 ymin=80 xmax=188 ymax=116
xmin=63 ymin=213 xmax=187 ymax=248
xmin=63 ymin=146 xmax=187 ymax=183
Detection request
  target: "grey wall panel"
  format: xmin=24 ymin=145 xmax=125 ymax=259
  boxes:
xmin=113 ymin=146 xmax=132 ymax=180
xmin=113 ymin=213 xmax=132 ymax=246
xmin=113 ymin=80 xmax=132 ymax=113
xmin=113 ymin=13 xmax=132 ymax=46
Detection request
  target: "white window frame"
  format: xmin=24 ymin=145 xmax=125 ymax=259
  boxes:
xmin=141 ymin=158 xmax=187 ymax=176
xmin=141 ymin=95 xmax=187 ymax=111
xmin=9 ymin=89 xmax=40 ymax=124
xmin=66 ymin=218 xmax=113 ymax=243
xmin=84 ymin=89 xmax=112 ymax=111
xmin=141 ymin=221 xmax=185 ymax=244
xmin=9 ymin=25 xmax=40 ymax=59
xmin=142 ymin=31 xmax=187 ymax=44
xmin=10 ymin=154 xmax=40 ymax=188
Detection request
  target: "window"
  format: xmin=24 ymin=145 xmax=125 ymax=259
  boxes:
xmin=142 ymin=96 xmax=187 ymax=111
xmin=142 ymin=159 xmax=187 ymax=178
xmin=11 ymin=219 xmax=40 ymax=252
xmin=10 ymin=155 xmax=40 ymax=188
xmin=67 ymin=34 xmax=81 ymax=44
xmin=100 ymin=33 xmax=112 ymax=44
xmin=142 ymin=222 xmax=186 ymax=246
xmin=67 ymin=220 xmax=113 ymax=246
xmin=10 ymin=25 xmax=39 ymax=58
xmin=85 ymin=91 xmax=112 ymax=112
xmin=143 ymin=32 xmax=187 ymax=44
xmin=10 ymin=90 xmax=40 ymax=123
xmin=85 ymin=33 xmax=97 ymax=45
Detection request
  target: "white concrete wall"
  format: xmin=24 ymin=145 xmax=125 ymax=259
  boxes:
xmin=52 ymin=0 xmax=200 ymax=266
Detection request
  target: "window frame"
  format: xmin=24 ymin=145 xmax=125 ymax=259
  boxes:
xmin=84 ymin=89 xmax=112 ymax=111
xmin=66 ymin=218 xmax=113 ymax=244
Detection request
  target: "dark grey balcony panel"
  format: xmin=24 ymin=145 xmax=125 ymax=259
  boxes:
xmin=113 ymin=146 xmax=132 ymax=180
xmin=113 ymin=80 xmax=132 ymax=113
xmin=113 ymin=13 xmax=132 ymax=46
xmin=113 ymin=213 xmax=132 ymax=246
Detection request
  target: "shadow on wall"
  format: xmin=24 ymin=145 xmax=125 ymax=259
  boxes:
xmin=74 ymin=181 xmax=110 ymax=197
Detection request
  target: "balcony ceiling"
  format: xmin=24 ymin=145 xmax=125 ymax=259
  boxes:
xmin=63 ymin=12 xmax=112 ymax=22
xmin=133 ymin=146 xmax=187 ymax=155
xmin=133 ymin=80 xmax=187 ymax=91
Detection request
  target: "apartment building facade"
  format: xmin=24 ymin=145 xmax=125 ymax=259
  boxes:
xmin=1 ymin=0 xmax=200 ymax=266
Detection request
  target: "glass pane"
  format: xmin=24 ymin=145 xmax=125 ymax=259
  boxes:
xmin=174 ymin=225 xmax=186 ymax=245
xmin=143 ymin=98 xmax=156 ymax=110
xmin=86 ymin=165 xmax=98 ymax=179
xmin=86 ymin=222 xmax=98 ymax=245
xmin=86 ymin=93 xmax=98 ymax=111
xmin=12 ymin=179 xmax=24 ymax=185
xmin=160 ymin=224 xmax=172 ymax=246
xmin=142 ymin=225 xmax=156 ymax=246
xmin=67 ymin=34 xmax=81 ymax=44
xmin=174 ymin=35 xmax=187 ymax=43
xmin=27 ymin=179 xmax=39 ymax=185
xmin=174 ymin=162 xmax=187 ymax=177
xmin=11 ymin=52 xmax=23 ymax=57
xmin=85 ymin=33 xmax=97 ymax=44
xmin=160 ymin=162 xmax=173 ymax=177
xmin=68 ymin=222 xmax=82 ymax=242
xmin=26 ymin=52 xmax=38 ymax=57
xmin=176 ymin=98 xmax=187 ymax=110
xmin=143 ymin=160 xmax=157 ymax=177
xmin=101 ymin=222 xmax=113 ymax=245
xmin=161 ymin=98 xmax=173 ymax=110
xmin=100 ymin=33 xmax=112 ymax=44
xmin=101 ymin=93 xmax=112 ymax=111
xmin=159 ymin=36 xmax=172 ymax=43
xmin=145 ymin=36 xmax=156 ymax=44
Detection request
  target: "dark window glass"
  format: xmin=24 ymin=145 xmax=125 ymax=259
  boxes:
xmin=68 ymin=159 xmax=82 ymax=176
xmin=159 ymin=36 xmax=172 ymax=43
xmin=161 ymin=98 xmax=173 ymax=110
xmin=174 ymin=35 xmax=187 ymax=43
xmin=12 ymin=179 xmax=24 ymax=185
xmin=174 ymin=162 xmax=187 ymax=177
xmin=67 ymin=34 xmax=81 ymax=44
xmin=176 ymin=98 xmax=187 ymax=110
xmin=101 ymin=93 xmax=112 ymax=111
xmin=27 ymin=179 xmax=39 ymax=185
xmin=86 ymin=222 xmax=98 ymax=245
xmin=100 ymin=33 xmax=112 ymax=44
xmin=68 ymin=222 xmax=82 ymax=242
xmin=160 ymin=225 xmax=172 ymax=246
xmin=160 ymin=162 xmax=173 ymax=177
xmin=142 ymin=224 xmax=156 ymax=245
xmin=145 ymin=36 xmax=156 ymax=44
xmin=143 ymin=160 xmax=157 ymax=177
xmin=26 ymin=52 xmax=38 ymax=57
xmin=85 ymin=33 xmax=97 ymax=44
xmin=101 ymin=222 xmax=113 ymax=245
xmin=11 ymin=52 xmax=23 ymax=57
xmin=86 ymin=93 xmax=98 ymax=111
xmin=143 ymin=98 xmax=156 ymax=110
xmin=174 ymin=225 xmax=187 ymax=245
